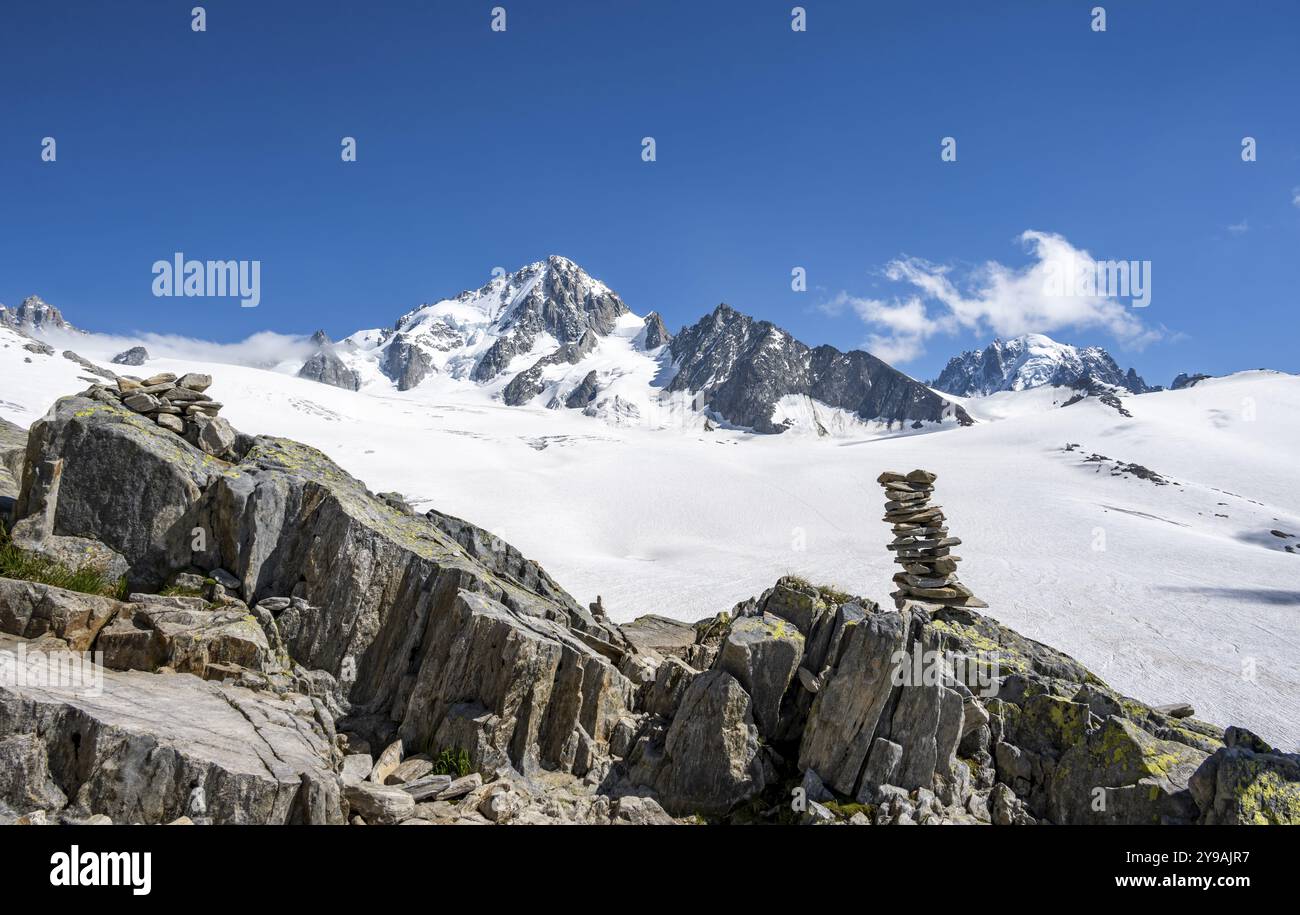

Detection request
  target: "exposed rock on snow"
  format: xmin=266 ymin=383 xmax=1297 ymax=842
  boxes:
xmin=636 ymin=311 xmax=672 ymax=350
xmin=110 ymin=345 xmax=149 ymax=366
xmin=667 ymin=304 xmax=971 ymax=433
xmin=1171 ymin=372 xmax=1212 ymax=390
xmin=297 ymin=330 xmax=360 ymax=391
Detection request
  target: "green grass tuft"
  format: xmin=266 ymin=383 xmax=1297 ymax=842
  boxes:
xmin=429 ymin=746 xmax=473 ymax=778
xmin=0 ymin=525 xmax=128 ymax=599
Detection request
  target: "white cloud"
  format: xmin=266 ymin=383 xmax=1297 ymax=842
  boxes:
xmin=1227 ymin=220 xmax=1249 ymax=235
xmin=820 ymin=230 xmax=1162 ymax=364
xmin=38 ymin=326 xmax=316 ymax=369
xmin=1292 ymin=186 xmax=1300 ymax=208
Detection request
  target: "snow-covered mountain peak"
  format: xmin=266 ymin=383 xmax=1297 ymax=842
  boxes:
xmin=325 ymin=257 xmax=636 ymax=392
xmin=931 ymin=333 xmax=1151 ymax=397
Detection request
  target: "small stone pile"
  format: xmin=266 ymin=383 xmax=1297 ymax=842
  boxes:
xmin=878 ymin=469 xmax=987 ymax=609
xmin=88 ymin=371 xmax=236 ymax=458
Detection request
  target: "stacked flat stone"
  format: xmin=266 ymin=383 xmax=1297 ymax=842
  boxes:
xmin=877 ymin=469 xmax=987 ymax=610
xmin=84 ymin=371 xmax=236 ymax=458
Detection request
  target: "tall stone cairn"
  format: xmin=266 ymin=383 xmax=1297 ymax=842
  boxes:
xmin=878 ymin=469 xmax=987 ymax=609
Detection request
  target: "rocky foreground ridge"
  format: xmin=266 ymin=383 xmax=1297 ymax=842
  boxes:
xmin=0 ymin=375 xmax=1297 ymax=826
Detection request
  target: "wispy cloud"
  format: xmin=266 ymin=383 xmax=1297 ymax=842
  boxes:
xmin=821 ymin=231 xmax=1162 ymax=364
xmin=1292 ymin=186 xmax=1300 ymax=208
xmin=1227 ymin=220 xmax=1249 ymax=235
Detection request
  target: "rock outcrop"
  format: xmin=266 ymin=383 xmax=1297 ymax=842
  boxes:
xmin=0 ymin=296 xmax=80 ymax=334
xmin=0 ymin=633 xmax=342 ymax=824
xmin=297 ymin=330 xmax=361 ymax=391
xmin=502 ymin=329 xmax=599 ymax=406
xmin=110 ymin=346 xmax=149 ymax=366
xmin=5 ymin=378 xmax=636 ymax=817
xmin=1 ymin=378 xmax=1296 ymax=827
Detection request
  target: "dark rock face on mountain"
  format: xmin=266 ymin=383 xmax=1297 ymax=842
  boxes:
xmin=666 ymin=305 xmax=971 ymax=433
xmin=932 ymin=334 xmax=1152 ymax=396
xmin=502 ymin=329 xmax=599 ymax=406
xmin=638 ymin=311 xmax=671 ymax=350
xmin=382 ymin=337 xmax=434 ymax=391
xmin=111 ymin=346 xmax=149 ymax=366
xmin=1171 ymin=372 xmax=1212 ymax=390
xmin=0 ymin=296 xmax=80 ymax=334
xmin=471 ymin=257 xmax=629 ymax=383
xmin=563 ymin=370 xmax=600 ymax=409
xmin=297 ymin=330 xmax=361 ymax=391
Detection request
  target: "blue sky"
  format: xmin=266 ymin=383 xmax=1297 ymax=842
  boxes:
xmin=2 ymin=1 xmax=1297 ymax=385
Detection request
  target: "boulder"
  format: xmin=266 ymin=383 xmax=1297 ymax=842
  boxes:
xmin=395 ymin=591 xmax=634 ymax=776
xmin=0 ymin=417 xmax=26 ymax=508
xmin=10 ymin=395 xmax=633 ymax=786
xmin=611 ymin=794 xmax=675 ymax=825
xmin=110 ymin=346 xmax=149 ymax=366
xmin=387 ymin=754 xmax=434 ymax=785
xmin=340 ymin=753 xmax=373 ymax=785
xmin=343 ymin=781 xmax=416 ymax=825
xmin=176 ymin=373 xmax=212 ymax=392
xmin=13 ymin=396 xmax=217 ymax=587
xmin=400 ymin=773 xmax=453 ymax=801
xmin=0 ymin=578 xmax=122 ymax=651
xmin=798 ymin=610 xmax=907 ymax=796
xmin=1048 ymin=716 xmax=1206 ymax=824
xmin=96 ymin=602 xmax=273 ymax=678
xmin=621 ymin=614 xmax=699 ymax=660
xmin=1189 ymin=728 xmax=1300 ymax=825
xmin=653 ymin=670 xmax=766 ymax=816
xmin=369 ymin=739 xmax=404 ymax=784
xmin=717 ymin=612 xmax=803 ymax=738
xmin=644 ymin=655 xmax=697 ymax=719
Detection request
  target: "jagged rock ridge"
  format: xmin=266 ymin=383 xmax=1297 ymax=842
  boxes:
xmin=667 ymin=304 xmax=972 ymax=433
xmin=931 ymin=334 xmax=1152 ymax=396
xmin=0 ymin=295 xmax=81 ymax=334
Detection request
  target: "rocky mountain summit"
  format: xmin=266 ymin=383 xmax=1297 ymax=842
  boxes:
xmin=0 ymin=296 xmax=80 ymax=335
xmin=1 ymin=378 xmax=1296 ymax=826
xmin=667 ymin=305 xmax=972 ymax=433
xmin=931 ymin=334 xmax=1153 ymax=397
xmin=297 ymin=330 xmax=361 ymax=391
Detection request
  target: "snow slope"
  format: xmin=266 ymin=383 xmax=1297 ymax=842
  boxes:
xmin=3 ymin=330 xmax=1298 ymax=747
